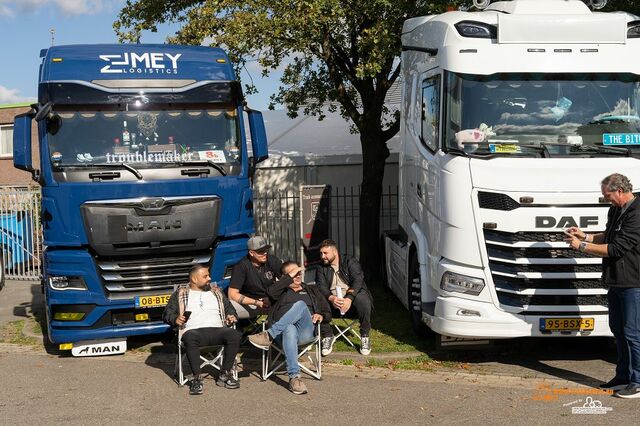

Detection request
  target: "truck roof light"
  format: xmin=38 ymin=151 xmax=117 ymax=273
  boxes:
xmin=52 ymin=58 xmax=63 ymax=62
xmin=580 ymin=49 xmax=599 ymax=53
xmin=454 ymin=21 xmax=497 ymax=39
xmin=628 ymin=21 xmax=640 ymax=39
xmin=459 ymin=49 xmax=478 ymax=53
xmin=483 ymin=222 xmax=497 ymax=229
xmin=554 ymin=49 xmax=572 ymax=53
xmin=519 ymin=196 xmax=534 ymax=204
xmin=527 ymin=48 xmax=545 ymax=53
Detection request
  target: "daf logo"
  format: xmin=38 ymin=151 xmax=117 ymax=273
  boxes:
xmin=535 ymin=216 xmax=599 ymax=228
xmin=140 ymin=197 xmax=165 ymax=209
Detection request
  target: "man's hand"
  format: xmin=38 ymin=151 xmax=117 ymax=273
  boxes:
xmin=565 ymin=226 xmax=585 ymax=241
xmin=331 ymin=296 xmax=344 ymax=310
xmin=341 ymin=297 xmax=353 ymax=314
xmin=288 ymin=265 xmax=302 ymax=278
xmin=311 ymin=313 xmax=323 ymax=324
xmin=226 ymin=315 xmax=237 ymax=325
xmin=175 ymin=315 xmax=187 ymax=326
xmin=566 ymin=234 xmax=582 ymax=250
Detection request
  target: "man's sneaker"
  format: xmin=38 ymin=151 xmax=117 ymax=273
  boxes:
xmin=321 ymin=337 xmax=334 ymax=356
xmin=599 ymin=376 xmax=629 ymax=391
xmin=248 ymin=331 xmax=273 ymax=350
xmin=289 ymin=376 xmax=308 ymax=395
xmin=614 ymin=384 xmax=640 ymax=399
xmin=216 ymin=371 xmax=240 ymax=389
xmin=360 ymin=336 xmax=371 ymax=355
xmin=189 ymin=377 xmax=204 ymax=395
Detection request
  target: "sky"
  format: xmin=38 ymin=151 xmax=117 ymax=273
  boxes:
xmin=0 ymin=0 xmax=281 ymax=110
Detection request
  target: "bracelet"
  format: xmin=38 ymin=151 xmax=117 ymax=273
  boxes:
xmin=238 ymin=295 xmax=245 ymax=304
xmin=579 ymin=242 xmax=587 ymax=252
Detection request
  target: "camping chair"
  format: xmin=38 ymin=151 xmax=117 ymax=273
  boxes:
xmin=260 ymin=322 xmax=322 ymax=381
xmin=331 ymin=314 xmax=361 ymax=349
xmin=175 ymin=324 xmax=239 ymax=386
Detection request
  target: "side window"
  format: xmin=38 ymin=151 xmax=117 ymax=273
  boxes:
xmin=0 ymin=124 xmax=14 ymax=158
xmin=421 ymin=76 xmax=440 ymax=152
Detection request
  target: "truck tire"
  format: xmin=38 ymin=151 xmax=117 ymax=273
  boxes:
xmin=408 ymin=253 xmax=431 ymax=336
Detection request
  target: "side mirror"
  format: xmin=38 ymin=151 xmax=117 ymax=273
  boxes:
xmin=246 ymin=108 xmax=268 ymax=164
xmin=13 ymin=114 xmax=39 ymax=182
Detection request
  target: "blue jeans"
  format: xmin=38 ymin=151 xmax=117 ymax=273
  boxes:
xmin=608 ymin=287 xmax=640 ymax=385
xmin=267 ymin=301 xmax=316 ymax=378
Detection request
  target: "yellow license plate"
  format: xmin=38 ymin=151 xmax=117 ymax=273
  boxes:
xmin=135 ymin=294 xmax=171 ymax=308
xmin=541 ymin=318 xmax=594 ymax=331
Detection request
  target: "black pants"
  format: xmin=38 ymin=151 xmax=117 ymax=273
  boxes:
xmin=320 ymin=291 xmax=372 ymax=338
xmin=182 ymin=327 xmax=241 ymax=375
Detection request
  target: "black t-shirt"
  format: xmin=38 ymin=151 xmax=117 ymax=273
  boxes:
xmin=228 ymin=255 xmax=282 ymax=299
xmin=278 ymin=288 xmax=313 ymax=314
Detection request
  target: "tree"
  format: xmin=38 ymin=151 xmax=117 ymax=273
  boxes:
xmin=115 ymin=0 xmax=456 ymax=280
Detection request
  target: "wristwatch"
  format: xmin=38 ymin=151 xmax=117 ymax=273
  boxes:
xmin=579 ymin=242 xmax=587 ymax=252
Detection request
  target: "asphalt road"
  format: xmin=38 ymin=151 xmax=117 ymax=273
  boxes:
xmin=0 ymin=344 xmax=637 ymax=425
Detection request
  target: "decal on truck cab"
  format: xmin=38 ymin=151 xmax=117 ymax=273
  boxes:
xmin=99 ymin=52 xmax=182 ymax=74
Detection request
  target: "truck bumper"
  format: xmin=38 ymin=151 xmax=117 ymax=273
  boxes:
xmin=427 ymin=296 xmax=612 ymax=338
xmin=49 ymin=322 xmax=170 ymax=344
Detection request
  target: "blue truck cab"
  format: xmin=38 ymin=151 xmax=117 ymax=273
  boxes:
xmin=13 ymin=44 xmax=268 ymax=355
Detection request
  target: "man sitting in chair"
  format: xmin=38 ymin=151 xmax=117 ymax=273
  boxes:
xmin=316 ymin=239 xmax=374 ymax=356
xmin=227 ymin=235 xmax=282 ymax=318
xmin=163 ymin=264 xmax=241 ymax=395
xmin=248 ymin=261 xmax=331 ymax=395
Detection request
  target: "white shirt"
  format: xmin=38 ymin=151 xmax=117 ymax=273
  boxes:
xmin=183 ymin=290 xmax=224 ymax=332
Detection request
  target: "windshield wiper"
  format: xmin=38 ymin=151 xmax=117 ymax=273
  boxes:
xmin=520 ymin=144 xmax=551 ymax=158
xmin=56 ymin=163 xmax=143 ymax=179
xmin=573 ymin=145 xmax=632 ymax=157
xmin=175 ymin=160 xmax=227 ymax=176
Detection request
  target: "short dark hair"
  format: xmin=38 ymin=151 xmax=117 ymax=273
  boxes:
xmin=189 ymin=264 xmax=208 ymax=279
xmin=602 ymin=173 xmax=633 ymax=193
xmin=280 ymin=260 xmax=299 ymax=275
xmin=319 ymin=239 xmax=337 ymax=250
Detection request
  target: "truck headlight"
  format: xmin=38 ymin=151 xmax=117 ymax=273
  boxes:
xmin=440 ymin=272 xmax=485 ymax=296
xmin=48 ymin=276 xmax=87 ymax=291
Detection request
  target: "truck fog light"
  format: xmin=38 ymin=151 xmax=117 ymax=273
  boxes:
xmin=49 ymin=276 xmax=87 ymax=291
xmin=441 ymin=272 xmax=485 ymax=296
xmin=53 ymin=312 xmax=85 ymax=321
xmin=135 ymin=313 xmax=149 ymax=321
xmin=59 ymin=343 xmax=73 ymax=350
xmin=457 ymin=309 xmax=481 ymax=317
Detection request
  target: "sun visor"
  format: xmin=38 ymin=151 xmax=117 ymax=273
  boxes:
xmin=498 ymin=13 xmax=627 ymax=44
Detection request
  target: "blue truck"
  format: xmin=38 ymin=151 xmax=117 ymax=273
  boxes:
xmin=13 ymin=44 xmax=268 ymax=355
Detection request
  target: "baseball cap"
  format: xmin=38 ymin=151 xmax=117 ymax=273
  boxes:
xmin=247 ymin=235 xmax=271 ymax=252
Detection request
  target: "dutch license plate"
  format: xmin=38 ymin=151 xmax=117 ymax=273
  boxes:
xmin=540 ymin=317 xmax=594 ymax=331
xmin=135 ymin=294 xmax=171 ymax=308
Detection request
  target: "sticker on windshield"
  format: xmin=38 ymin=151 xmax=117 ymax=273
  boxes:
xmin=603 ymin=133 xmax=640 ymax=145
xmin=197 ymin=150 xmax=227 ymax=163
xmin=489 ymin=144 xmax=521 ymax=153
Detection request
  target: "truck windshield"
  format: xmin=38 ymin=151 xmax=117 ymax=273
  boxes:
xmin=48 ymin=105 xmax=241 ymax=168
xmin=445 ymin=72 xmax=640 ymax=156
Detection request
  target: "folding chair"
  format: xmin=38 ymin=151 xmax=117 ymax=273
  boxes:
xmin=175 ymin=325 xmax=239 ymax=386
xmin=260 ymin=322 xmax=322 ymax=381
xmin=331 ymin=315 xmax=361 ymax=349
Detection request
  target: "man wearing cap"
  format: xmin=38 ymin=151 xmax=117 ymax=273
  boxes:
xmin=228 ymin=235 xmax=283 ymax=319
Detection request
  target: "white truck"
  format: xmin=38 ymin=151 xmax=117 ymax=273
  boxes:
xmin=384 ymin=0 xmax=640 ymax=345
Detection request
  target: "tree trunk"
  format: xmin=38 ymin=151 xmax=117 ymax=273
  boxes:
xmin=358 ymin=129 xmax=389 ymax=283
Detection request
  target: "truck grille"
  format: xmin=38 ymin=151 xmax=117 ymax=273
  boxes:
xmin=97 ymin=253 xmax=212 ymax=293
xmin=484 ymin=229 xmax=607 ymax=312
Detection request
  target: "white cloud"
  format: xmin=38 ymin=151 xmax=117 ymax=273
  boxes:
xmin=0 ymin=0 xmax=122 ymax=16
xmin=0 ymin=85 xmax=32 ymax=104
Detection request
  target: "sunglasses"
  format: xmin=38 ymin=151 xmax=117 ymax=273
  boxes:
xmin=252 ymin=248 xmax=269 ymax=255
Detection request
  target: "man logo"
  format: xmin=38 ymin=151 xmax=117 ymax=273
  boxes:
xmin=77 ymin=347 xmax=89 ymax=355
xmin=535 ymin=216 xmax=599 ymax=228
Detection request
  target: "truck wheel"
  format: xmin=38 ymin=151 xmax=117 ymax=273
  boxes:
xmin=408 ymin=253 xmax=430 ymax=336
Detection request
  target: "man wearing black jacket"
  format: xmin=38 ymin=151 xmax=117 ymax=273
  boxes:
xmin=566 ymin=173 xmax=640 ymax=399
xmin=315 ymin=239 xmax=373 ymax=356
xmin=248 ymin=261 xmax=331 ymax=395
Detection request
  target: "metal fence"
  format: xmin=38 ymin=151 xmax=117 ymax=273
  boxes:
xmin=253 ymin=185 xmax=398 ymax=262
xmin=0 ymin=186 xmax=42 ymax=280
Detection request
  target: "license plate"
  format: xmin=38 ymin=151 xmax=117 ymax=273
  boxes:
xmin=540 ymin=317 xmax=594 ymax=331
xmin=135 ymin=294 xmax=171 ymax=308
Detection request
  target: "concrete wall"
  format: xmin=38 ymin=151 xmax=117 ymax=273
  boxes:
xmin=0 ymin=105 xmax=39 ymax=187
xmin=254 ymin=152 xmax=399 ymax=193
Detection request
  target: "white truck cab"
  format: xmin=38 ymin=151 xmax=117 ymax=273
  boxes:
xmin=385 ymin=0 xmax=640 ymax=344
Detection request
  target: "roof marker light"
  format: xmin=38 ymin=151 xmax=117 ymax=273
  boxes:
xmin=52 ymin=58 xmax=63 ymax=62
xmin=527 ymin=49 xmax=545 ymax=53
xmin=216 ymin=59 xmax=227 ymax=63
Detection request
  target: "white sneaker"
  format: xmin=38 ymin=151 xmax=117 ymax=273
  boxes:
xmin=321 ymin=337 xmax=334 ymax=356
xmin=360 ymin=336 xmax=371 ymax=355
